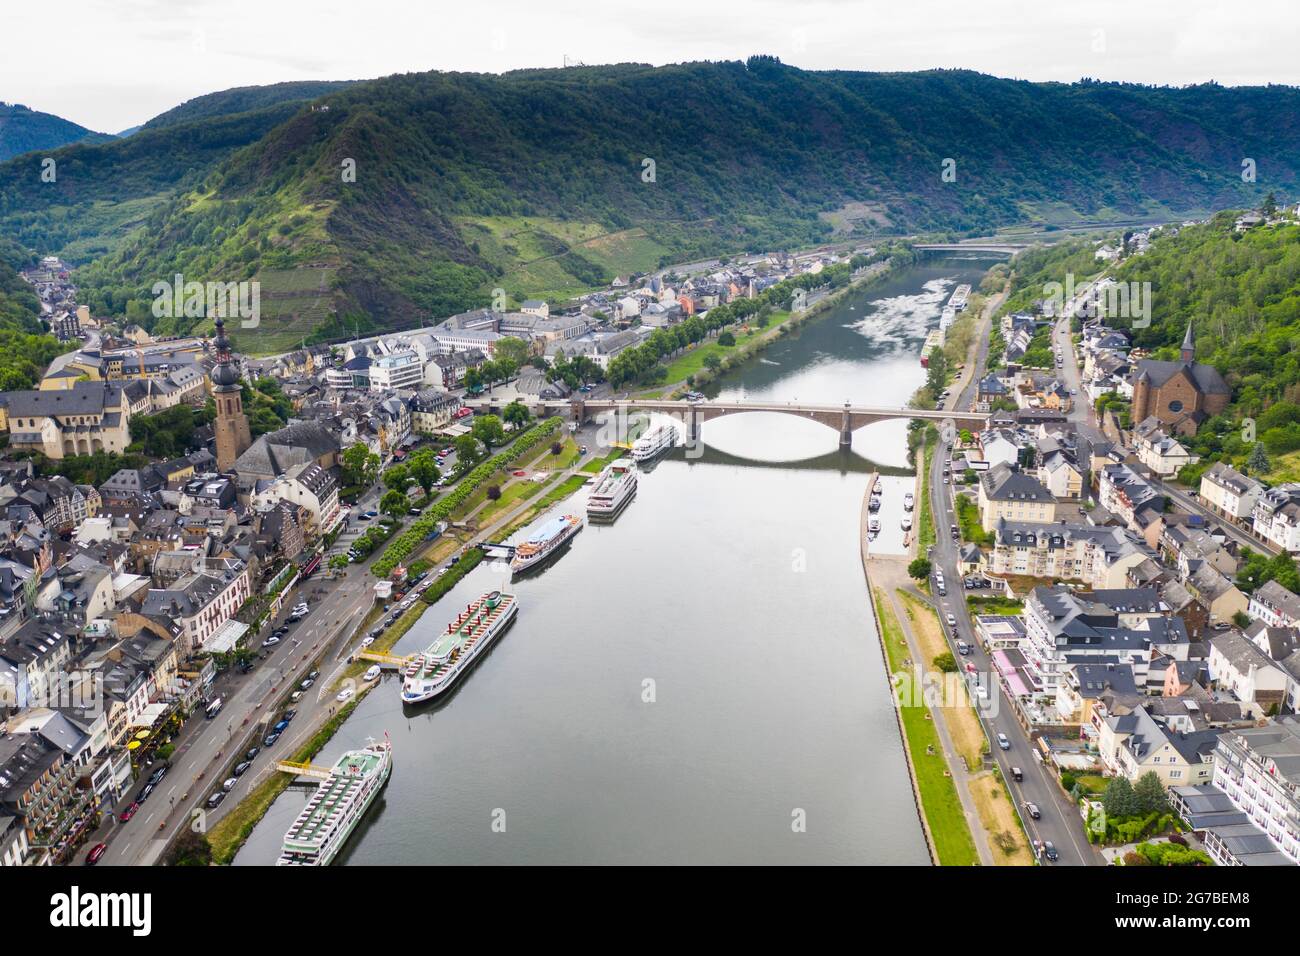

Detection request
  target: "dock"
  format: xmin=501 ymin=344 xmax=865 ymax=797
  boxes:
xmin=275 ymin=760 xmax=332 ymax=781
xmin=354 ymin=650 xmax=413 ymax=670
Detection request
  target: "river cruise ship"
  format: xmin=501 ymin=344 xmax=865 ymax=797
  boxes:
xmin=401 ymin=591 xmax=519 ymax=703
xmin=510 ymin=514 xmax=583 ymax=574
xmin=277 ymin=738 xmax=392 ymax=866
xmin=587 ymin=461 xmax=637 ymax=520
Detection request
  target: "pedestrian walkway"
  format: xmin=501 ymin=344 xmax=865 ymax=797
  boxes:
xmin=874 ymin=558 xmax=995 ymax=866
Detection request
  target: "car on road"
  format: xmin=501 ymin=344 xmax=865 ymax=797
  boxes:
xmin=1043 ymin=841 xmax=1058 ymax=862
xmin=290 ymin=690 xmax=304 ymax=703
xmin=233 ymin=761 xmax=252 ymax=776
xmin=363 ymin=664 xmax=381 ymax=682
xmin=299 ymin=677 xmax=314 ymax=690
xmin=119 ymin=802 xmax=140 ymax=822
xmin=222 ymin=777 xmax=238 ymax=792
xmin=244 ymin=747 xmax=260 ymax=761
xmin=360 ymin=636 xmax=375 ymax=648
xmin=975 ymin=685 xmax=989 ymax=700
xmin=139 ymin=783 xmax=154 ymax=801
xmin=1010 ymin=766 xmax=1023 ymax=782
xmin=262 ymin=636 xmax=281 ymax=648
xmin=263 ymin=731 xmax=281 ymax=747
xmin=148 ymin=766 xmax=168 ymax=786
xmin=336 ymin=687 xmax=355 ymax=703
xmin=357 ymin=513 xmax=371 ymax=521
xmin=206 ymin=791 xmax=226 ymax=809
xmin=365 ymin=510 xmax=379 ymax=518
xmin=87 ymin=843 xmax=108 ymax=865
xmin=945 ymin=613 xmax=956 ymax=627
xmin=283 ymin=709 xmax=297 ymax=722
xmin=997 ymin=732 xmax=1011 ymax=750
xmin=956 ymin=641 xmax=970 ymax=655
xmin=273 ymin=719 xmax=290 ymax=734
xmin=1024 ymin=801 xmax=1042 ymax=819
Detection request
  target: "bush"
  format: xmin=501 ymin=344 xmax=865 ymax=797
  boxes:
xmin=907 ymin=557 xmax=932 ymax=580
xmin=487 ymin=485 xmax=502 ymax=501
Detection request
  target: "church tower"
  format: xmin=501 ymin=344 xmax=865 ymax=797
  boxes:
xmin=211 ymin=317 xmax=252 ymax=473
xmin=1180 ymin=323 xmax=1196 ymax=364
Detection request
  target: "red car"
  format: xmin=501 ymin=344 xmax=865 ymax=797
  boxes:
xmin=512 ymin=470 xmax=527 ymax=477
xmin=119 ymin=802 xmax=140 ymax=823
xmin=87 ymin=843 xmax=108 ymax=865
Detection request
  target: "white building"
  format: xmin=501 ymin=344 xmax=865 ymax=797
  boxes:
xmin=368 ymin=349 xmax=424 ymax=393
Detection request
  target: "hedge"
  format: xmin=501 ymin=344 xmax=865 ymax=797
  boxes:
xmin=371 ymin=417 xmax=563 ymax=576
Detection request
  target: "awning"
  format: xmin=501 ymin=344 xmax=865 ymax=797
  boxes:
xmin=1004 ymin=670 xmax=1032 ymax=699
xmin=202 ymin=619 xmax=249 ymax=655
xmin=130 ymin=701 xmax=171 ymax=729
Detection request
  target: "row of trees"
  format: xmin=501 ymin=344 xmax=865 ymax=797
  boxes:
xmin=606 ymin=249 xmax=893 ymax=389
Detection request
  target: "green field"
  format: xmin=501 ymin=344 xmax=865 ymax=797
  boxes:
xmin=874 ymin=588 xmax=979 ymax=866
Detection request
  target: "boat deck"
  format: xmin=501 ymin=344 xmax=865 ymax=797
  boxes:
xmin=407 ymin=594 xmax=515 ymax=680
xmin=282 ymin=751 xmax=382 ymax=849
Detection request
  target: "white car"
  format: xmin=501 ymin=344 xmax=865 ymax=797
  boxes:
xmin=360 ymin=636 xmax=375 ymax=648
xmin=976 ymin=685 xmax=989 ymax=700
xmin=336 ymin=687 xmax=355 ymax=703
xmin=363 ymin=665 xmax=381 ymax=682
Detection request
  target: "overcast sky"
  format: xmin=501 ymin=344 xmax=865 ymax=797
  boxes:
xmin=3 ymin=0 xmax=1297 ymax=132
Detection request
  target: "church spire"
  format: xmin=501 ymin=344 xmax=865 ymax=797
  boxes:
xmin=1180 ymin=322 xmax=1195 ymax=364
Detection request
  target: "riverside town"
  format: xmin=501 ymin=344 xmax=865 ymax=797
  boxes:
xmin=0 ymin=0 xmax=1295 ymax=933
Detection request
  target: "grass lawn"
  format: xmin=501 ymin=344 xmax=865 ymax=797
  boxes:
xmin=656 ymin=311 xmax=794 ymax=385
xmin=967 ymin=595 xmax=1026 ymax=616
xmin=955 ymin=494 xmax=993 ymax=547
xmin=897 ymin=590 xmax=987 ymax=771
xmin=917 ymin=438 xmax=936 ymax=551
xmin=874 ymin=588 xmax=979 ymax=866
xmin=580 ymin=447 xmax=627 ymax=473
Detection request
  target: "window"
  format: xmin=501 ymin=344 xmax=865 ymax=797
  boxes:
xmin=1168 ymin=399 xmax=1184 ymax=413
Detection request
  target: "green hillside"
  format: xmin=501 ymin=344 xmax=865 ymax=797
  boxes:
xmin=0 ymin=238 xmax=74 ymax=389
xmin=141 ymin=80 xmax=356 ymax=131
xmin=6 ymin=59 xmax=1300 ymax=354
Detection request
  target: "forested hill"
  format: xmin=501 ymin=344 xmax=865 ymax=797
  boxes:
xmin=6 ymin=59 xmax=1300 ymax=351
xmin=0 ymin=102 xmax=113 ymax=162
xmin=140 ymin=80 xmax=356 ymax=131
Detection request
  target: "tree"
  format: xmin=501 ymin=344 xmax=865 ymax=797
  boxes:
xmin=470 ymin=415 xmax=507 ymax=450
xmin=907 ymin=558 xmax=932 ymax=580
xmin=328 ymin=554 xmax=349 ymax=571
xmin=168 ymin=829 xmax=212 ymax=867
xmin=1102 ymin=775 xmax=1140 ymax=818
xmin=453 ymin=434 xmax=482 ymax=465
xmin=406 ymin=447 xmax=440 ymax=495
xmin=341 ymin=444 xmax=380 ymax=488
xmin=495 ymin=336 xmax=532 ymax=369
xmin=933 ymin=652 xmax=957 ymax=673
xmin=1247 ymin=441 xmax=1270 ymax=475
xmin=717 ymin=330 xmax=736 ymax=347
xmin=486 ymin=484 xmax=502 ymax=501
xmin=1134 ymin=772 xmax=1169 ymax=815
xmin=380 ymin=489 xmax=408 ymax=519
xmin=503 ymin=401 xmax=530 ymax=428
xmin=704 ymin=354 xmax=722 ymax=372
xmin=383 ymin=464 xmax=410 ymax=493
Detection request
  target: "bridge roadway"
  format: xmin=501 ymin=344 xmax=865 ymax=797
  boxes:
xmin=484 ymin=397 xmax=991 ymax=448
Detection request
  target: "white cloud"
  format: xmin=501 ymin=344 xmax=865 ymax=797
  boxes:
xmin=2 ymin=0 xmax=1296 ymax=132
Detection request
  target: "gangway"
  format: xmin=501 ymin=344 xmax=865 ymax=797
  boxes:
xmin=275 ymin=760 xmax=332 ymax=780
xmin=355 ymin=650 xmax=413 ymax=669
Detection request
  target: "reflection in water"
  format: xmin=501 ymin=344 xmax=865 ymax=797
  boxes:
xmin=232 ymin=257 xmax=997 ymax=866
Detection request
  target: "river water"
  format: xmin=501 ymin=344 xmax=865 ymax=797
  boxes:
xmin=234 ymin=256 xmax=996 ymax=866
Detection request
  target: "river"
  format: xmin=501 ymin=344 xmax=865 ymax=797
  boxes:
xmin=233 ymin=255 xmax=997 ymax=865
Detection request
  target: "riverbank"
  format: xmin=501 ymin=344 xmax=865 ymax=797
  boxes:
xmin=635 ymin=260 xmax=894 ymax=399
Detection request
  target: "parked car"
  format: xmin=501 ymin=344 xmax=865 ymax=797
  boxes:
xmin=263 ymin=731 xmax=281 ymax=747
xmin=233 ymin=761 xmax=252 ymax=776
xmin=262 ymin=636 xmax=281 ymax=648
xmin=272 ymin=719 xmax=290 ymax=734
xmin=336 ymin=687 xmax=355 ymax=703
xmin=1024 ymin=801 xmax=1042 ymax=820
xmin=148 ymin=766 xmax=168 ymax=787
xmin=290 ymin=690 xmax=304 ymax=703
xmin=206 ymin=791 xmax=225 ymax=809
xmin=283 ymin=709 xmax=297 ymax=722
xmin=299 ymin=678 xmax=314 ymax=690
xmin=222 ymin=777 xmax=238 ymax=793
xmin=87 ymin=843 xmax=108 ymax=865
xmin=1043 ymin=841 xmax=1059 ymax=862
xmin=119 ymin=802 xmax=140 ymax=823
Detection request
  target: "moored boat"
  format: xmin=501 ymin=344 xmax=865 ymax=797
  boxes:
xmin=631 ymin=422 xmax=676 ymax=462
xmin=401 ymin=591 xmax=519 ymax=704
xmin=510 ymin=514 xmax=583 ymax=574
xmin=277 ymin=737 xmax=392 ymax=866
xmin=587 ymin=460 xmax=637 ymax=520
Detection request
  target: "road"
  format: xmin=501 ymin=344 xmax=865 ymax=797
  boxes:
xmin=931 ymin=288 xmax=1100 ymax=865
xmin=82 ymin=483 xmax=389 ymax=866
